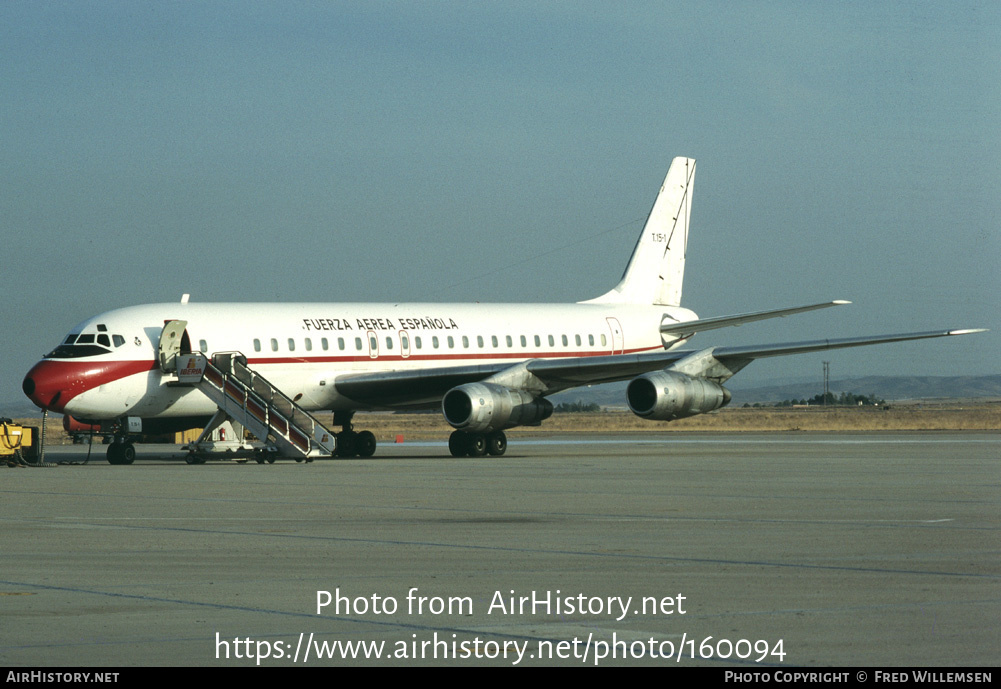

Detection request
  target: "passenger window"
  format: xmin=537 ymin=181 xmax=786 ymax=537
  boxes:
xmin=506 ymin=335 xmax=512 ymax=347
xmin=370 ymin=336 xmax=377 ymax=350
xmin=271 ymin=338 xmax=278 ymax=352
xmin=385 ymin=337 xmax=393 ymax=350
xmin=588 ymin=334 xmax=594 ymax=346
xmin=601 ymin=334 xmax=607 ymax=346
xmin=321 ymin=338 xmax=329 ymax=351
xmin=254 ymin=339 xmax=261 ymax=352
xmin=477 ymin=336 xmax=484 ymax=348
xmin=562 ymin=335 xmax=568 ymax=346
xmin=534 ymin=335 xmax=541 ymax=347
xmin=305 ymin=338 xmax=312 ymax=351
xmin=355 ymin=337 xmax=362 ymax=350
xmin=520 ymin=335 xmax=527 ymax=347
xmin=575 ymin=334 xmax=581 ymax=346
xmin=288 ymin=338 xmax=295 ymax=351
xmin=448 ymin=336 xmax=454 ymax=348
xmin=548 ymin=335 xmax=555 ymax=346
xmin=415 ymin=336 xmax=422 ymax=349
xmin=462 ymin=335 xmax=469 ymax=348
xmin=338 ymin=338 xmax=345 ymax=350
xmin=491 ymin=335 xmax=498 ymax=348
xmin=433 ymin=336 xmax=439 ymax=349
xmin=401 ymin=335 xmax=409 ymax=349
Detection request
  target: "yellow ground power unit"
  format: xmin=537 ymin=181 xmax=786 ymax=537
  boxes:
xmin=1 ymin=421 xmax=38 ymax=464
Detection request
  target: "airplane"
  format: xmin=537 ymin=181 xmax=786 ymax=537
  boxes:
xmin=21 ymin=157 xmax=983 ymax=464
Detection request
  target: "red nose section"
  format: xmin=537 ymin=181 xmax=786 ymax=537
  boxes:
xmin=23 ymin=360 xmax=76 ymax=412
xmin=22 ymin=359 xmax=154 ymax=413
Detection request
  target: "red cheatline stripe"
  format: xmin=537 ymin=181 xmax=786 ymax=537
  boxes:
xmin=241 ymin=345 xmax=664 ymax=366
xmin=27 ymin=343 xmax=671 ymax=413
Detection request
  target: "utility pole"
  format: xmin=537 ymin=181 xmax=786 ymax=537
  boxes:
xmin=823 ymin=361 xmax=830 ymax=407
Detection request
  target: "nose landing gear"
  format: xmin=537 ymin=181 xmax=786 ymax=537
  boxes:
xmin=107 ymin=438 xmax=136 ymax=465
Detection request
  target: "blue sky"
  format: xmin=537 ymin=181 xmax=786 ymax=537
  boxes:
xmin=2 ymin=1 xmax=997 ymax=404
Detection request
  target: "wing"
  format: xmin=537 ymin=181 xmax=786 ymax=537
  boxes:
xmin=332 ymin=329 xmax=984 ymax=407
xmin=527 ymin=328 xmax=984 ymax=388
xmin=334 ymin=362 xmax=513 ymax=407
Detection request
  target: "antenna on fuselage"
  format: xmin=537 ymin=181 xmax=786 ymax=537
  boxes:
xmin=181 ymin=294 xmax=190 ymax=304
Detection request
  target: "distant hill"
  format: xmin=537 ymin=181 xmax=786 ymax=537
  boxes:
xmin=548 ymin=375 xmax=1001 ymax=409
xmin=727 ymin=375 xmax=1001 ymax=405
xmin=0 ymin=400 xmax=45 ymax=419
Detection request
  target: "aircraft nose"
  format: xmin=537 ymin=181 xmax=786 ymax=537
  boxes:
xmin=23 ymin=360 xmax=70 ymax=413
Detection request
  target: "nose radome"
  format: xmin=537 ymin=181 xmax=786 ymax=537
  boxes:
xmin=23 ymin=360 xmax=69 ymax=413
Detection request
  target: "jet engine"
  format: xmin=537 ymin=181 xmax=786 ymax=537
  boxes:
xmin=442 ymin=382 xmax=553 ymax=433
xmin=626 ymin=371 xmax=731 ymax=421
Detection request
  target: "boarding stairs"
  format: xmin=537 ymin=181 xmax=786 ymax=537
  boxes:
xmin=176 ymin=351 xmax=337 ymax=461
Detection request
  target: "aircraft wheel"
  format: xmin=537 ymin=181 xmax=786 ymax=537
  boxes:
xmin=121 ymin=443 xmax=136 ymax=465
xmin=355 ymin=431 xmax=376 ymax=458
xmin=185 ymin=453 xmax=206 ymax=465
xmin=486 ymin=431 xmax=507 ymax=456
xmin=106 ymin=444 xmax=123 ymax=465
xmin=266 ymin=452 xmax=277 ymax=464
xmin=448 ymin=431 xmax=467 ymax=457
xmin=467 ymin=433 xmax=487 ymax=457
xmin=448 ymin=431 xmax=466 ymax=457
xmin=335 ymin=431 xmax=356 ymax=458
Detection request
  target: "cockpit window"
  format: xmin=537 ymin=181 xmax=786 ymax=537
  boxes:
xmin=45 ymin=329 xmax=120 ymax=359
xmin=45 ymin=343 xmax=111 ymax=358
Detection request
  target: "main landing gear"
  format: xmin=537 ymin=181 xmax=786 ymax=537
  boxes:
xmin=332 ymin=411 xmax=376 ymax=458
xmin=448 ymin=430 xmax=507 ymax=457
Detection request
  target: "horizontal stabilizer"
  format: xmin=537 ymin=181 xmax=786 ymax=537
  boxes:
xmin=660 ymin=300 xmax=850 ymax=336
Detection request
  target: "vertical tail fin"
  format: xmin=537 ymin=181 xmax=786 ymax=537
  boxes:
xmin=582 ymin=156 xmax=695 ymax=307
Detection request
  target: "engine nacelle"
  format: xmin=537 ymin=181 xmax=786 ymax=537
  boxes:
xmin=442 ymin=382 xmax=553 ymax=433
xmin=627 ymin=371 xmax=731 ymax=421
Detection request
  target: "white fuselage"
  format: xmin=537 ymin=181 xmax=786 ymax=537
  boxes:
xmin=25 ymin=301 xmax=696 ymax=422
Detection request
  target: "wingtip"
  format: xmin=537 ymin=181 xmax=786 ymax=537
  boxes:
xmin=832 ymin=300 xmax=852 ymax=305
xmin=947 ymin=328 xmax=988 ymax=336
